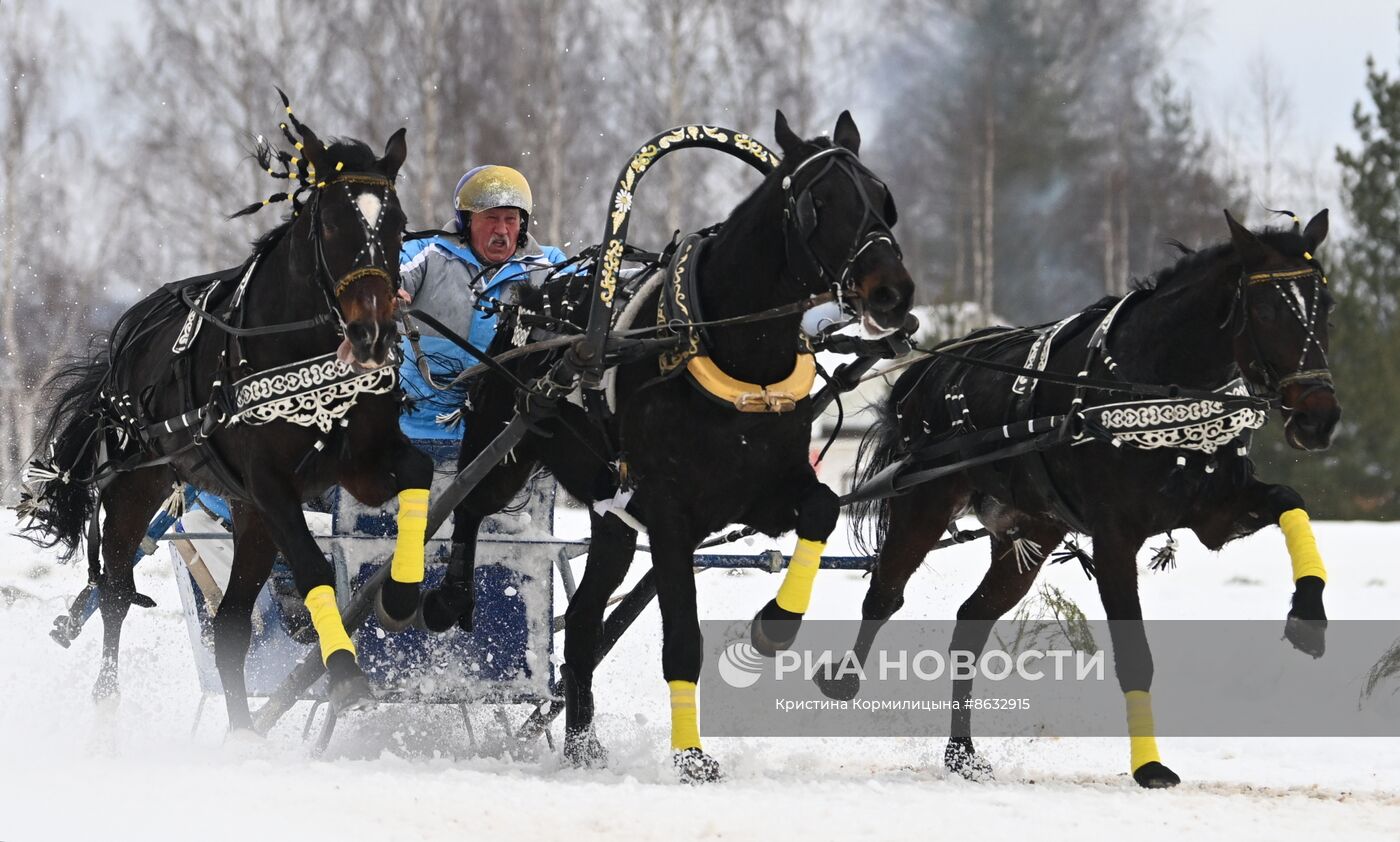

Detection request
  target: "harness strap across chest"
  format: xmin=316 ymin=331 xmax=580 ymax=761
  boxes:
xmin=658 ymin=232 xmax=816 ymax=413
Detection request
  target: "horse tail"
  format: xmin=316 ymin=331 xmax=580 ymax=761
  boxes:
xmin=18 ymin=349 xmax=113 ymax=566
xmin=849 ymin=394 xmax=903 ymax=559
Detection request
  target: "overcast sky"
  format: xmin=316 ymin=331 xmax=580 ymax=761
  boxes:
xmin=42 ymin=0 xmax=1400 ymax=216
xmin=1168 ymin=1 xmax=1398 ymax=168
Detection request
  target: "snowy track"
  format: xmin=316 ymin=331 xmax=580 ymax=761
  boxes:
xmin=3 ymin=509 xmax=1398 ymax=840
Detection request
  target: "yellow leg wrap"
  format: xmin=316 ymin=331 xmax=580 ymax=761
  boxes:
xmin=775 ymin=538 xmax=824 ymax=615
xmin=1279 ymin=508 xmax=1327 ymax=583
xmin=304 ymin=584 xmax=356 ymax=665
xmin=1125 ymin=690 xmax=1162 ymax=773
xmin=391 ymin=488 xmax=430 ymax=584
xmin=669 ymin=680 xmax=701 ymax=751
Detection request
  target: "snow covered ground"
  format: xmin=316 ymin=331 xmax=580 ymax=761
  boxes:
xmin=2 ymin=506 xmax=1398 ymax=841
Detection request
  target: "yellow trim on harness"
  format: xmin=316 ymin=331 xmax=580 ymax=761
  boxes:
xmin=391 ymin=488 xmax=430 ymax=584
xmin=685 ymin=353 xmax=817 ymax=413
xmin=775 ymin=538 xmax=825 ymax=614
xmin=305 ymin=585 xmax=356 ymax=664
xmin=669 ymin=680 xmax=702 ymax=750
xmin=1125 ymin=690 xmax=1163 ymax=773
xmin=1247 ymin=267 xmax=1317 ymax=284
xmin=1280 ymin=508 xmax=1327 ymax=583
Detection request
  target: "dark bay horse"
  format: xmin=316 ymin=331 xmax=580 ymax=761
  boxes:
xmin=20 ymin=102 xmax=433 ymax=729
xmin=821 ymin=210 xmax=1337 ymax=788
xmin=418 ymin=112 xmax=914 ymax=781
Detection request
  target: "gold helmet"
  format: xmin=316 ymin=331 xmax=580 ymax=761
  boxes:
xmin=454 ymin=165 xmax=533 ymax=216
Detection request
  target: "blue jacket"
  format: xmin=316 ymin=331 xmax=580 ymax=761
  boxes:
xmin=398 ymin=222 xmax=567 ymax=439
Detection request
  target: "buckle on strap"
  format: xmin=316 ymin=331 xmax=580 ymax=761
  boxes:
xmin=733 ymin=390 xmax=800 ymax=413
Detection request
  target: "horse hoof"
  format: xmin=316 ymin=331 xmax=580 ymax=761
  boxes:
xmin=328 ymin=672 xmax=376 ymax=715
xmin=92 ymin=669 xmax=120 ymax=703
xmin=374 ymin=581 xmax=421 ymax=634
xmin=673 ymin=748 xmax=723 ymax=784
xmin=1284 ymin=615 xmax=1327 ymax=659
xmin=421 ymin=584 xmax=475 ymax=634
xmin=326 ymin=651 xmax=376 ymax=714
xmin=945 ymin=738 xmax=993 ymax=781
xmin=49 ymin=615 xmax=80 ymax=648
xmin=1133 ymin=761 xmax=1181 ymax=788
xmin=562 ymin=728 xmax=608 ymax=768
xmin=814 ymin=670 xmax=862 ymax=702
xmin=749 ymin=599 xmax=802 ymax=657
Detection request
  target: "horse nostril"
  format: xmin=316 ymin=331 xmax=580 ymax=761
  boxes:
xmin=869 ymin=285 xmax=902 ymax=313
xmin=376 ymin=321 xmax=399 ymax=358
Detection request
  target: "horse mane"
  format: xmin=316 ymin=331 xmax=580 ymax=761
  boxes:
xmin=247 ymin=137 xmax=380 ymax=261
xmin=1131 ymin=226 xmax=1314 ymax=294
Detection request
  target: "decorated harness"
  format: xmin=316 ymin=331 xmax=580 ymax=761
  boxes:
xmin=22 ymin=94 xmax=404 ymax=503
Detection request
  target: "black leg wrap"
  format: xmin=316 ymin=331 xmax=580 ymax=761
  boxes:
xmin=750 ymin=598 xmax=803 ymax=657
xmin=374 ymin=578 xmax=421 ymax=633
xmin=421 ymin=543 xmax=477 ymax=633
xmin=1285 ymin=575 xmax=1327 ymax=658
xmin=1133 ymin=761 xmax=1181 ymax=789
xmin=421 ymin=582 xmax=476 ymax=633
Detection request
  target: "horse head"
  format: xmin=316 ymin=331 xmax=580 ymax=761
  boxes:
xmin=1225 ymin=209 xmax=1339 ymax=451
xmin=772 ymin=110 xmax=914 ymax=334
xmin=299 ymin=128 xmax=408 ymax=368
xmin=238 ymin=94 xmax=408 ymax=368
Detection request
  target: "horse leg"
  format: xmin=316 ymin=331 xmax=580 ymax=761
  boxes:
xmin=348 ymin=439 xmax=434 ymax=632
xmin=647 ymin=523 xmax=721 ymax=783
xmin=749 ymin=479 xmax=841 ymax=656
xmin=1191 ymin=478 xmax=1328 ymax=658
xmin=815 ymin=481 xmax=967 ymax=701
xmin=945 ymin=519 xmax=1064 ymax=780
xmin=249 ymin=480 xmax=372 ymax=713
xmin=419 ymin=446 xmax=538 ymax=633
xmin=211 ymin=503 xmax=276 ymax=732
xmin=1092 ymin=528 xmax=1179 ymax=788
xmin=559 ymin=510 xmax=637 ymax=767
xmin=92 ymin=467 xmax=175 ymax=701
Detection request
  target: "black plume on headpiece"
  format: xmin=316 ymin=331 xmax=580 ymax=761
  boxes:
xmin=230 ymin=88 xmax=326 ymax=219
xmin=1264 ymin=206 xmax=1302 ymax=233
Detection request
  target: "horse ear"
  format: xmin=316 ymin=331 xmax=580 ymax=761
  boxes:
xmin=1303 ymin=209 xmax=1329 ymax=252
xmin=296 ymin=124 xmax=330 ymax=178
xmin=381 ymin=127 xmax=407 ymax=180
xmin=1224 ymin=209 xmax=1268 ymax=267
xmin=774 ymin=110 xmax=802 ymax=157
xmin=833 ymin=110 xmax=861 ymax=154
